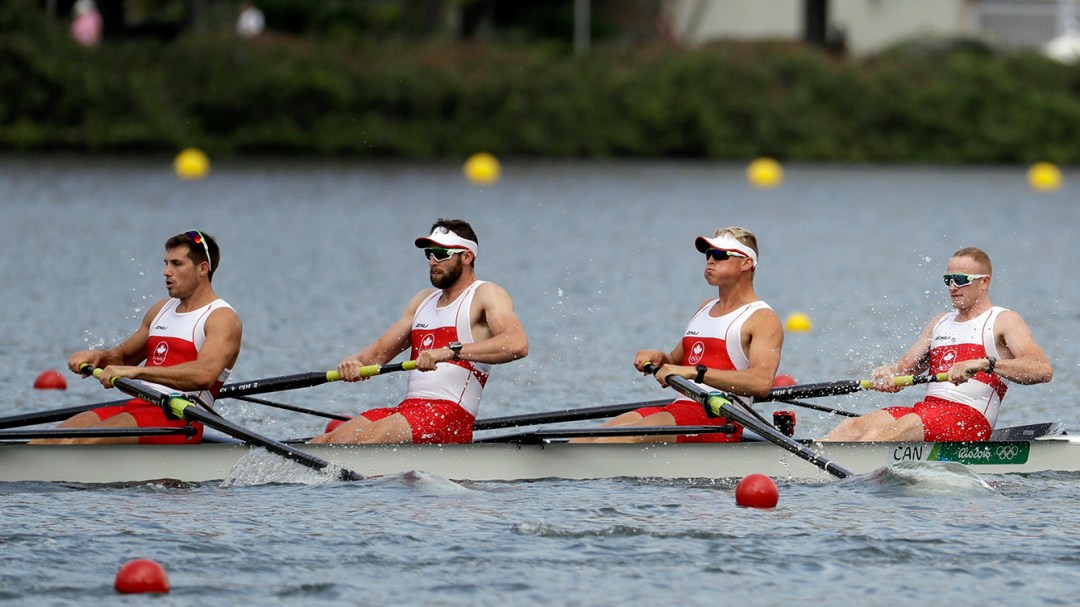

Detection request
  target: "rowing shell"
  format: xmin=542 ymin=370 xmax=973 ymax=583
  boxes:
xmin=0 ymin=424 xmax=1074 ymax=483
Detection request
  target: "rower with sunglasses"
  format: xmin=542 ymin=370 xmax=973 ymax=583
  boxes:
xmin=311 ymin=219 xmax=528 ymax=445
xmin=574 ymin=227 xmax=785 ymax=444
xmin=35 ymin=231 xmax=242 ymax=445
xmin=826 ymin=247 xmax=1052 ymax=442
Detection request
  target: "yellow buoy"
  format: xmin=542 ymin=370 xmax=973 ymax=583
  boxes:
xmin=174 ymin=148 xmax=210 ymax=180
xmin=1027 ymin=162 xmax=1062 ymax=192
xmin=464 ymin=152 xmax=501 ymax=185
xmin=785 ymin=312 xmax=812 ymax=333
xmin=747 ymin=157 xmax=783 ymax=188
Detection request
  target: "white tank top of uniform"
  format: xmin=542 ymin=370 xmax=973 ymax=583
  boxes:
xmin=925 ymin=306 xmax=1009 ymax=427
xmin=405 ymin=281 xmax=492 ymax=417
xmin=142 ymin=297 xmax=234 ymax=407
xmin=678 ymin=300 xmax=772 ymax=406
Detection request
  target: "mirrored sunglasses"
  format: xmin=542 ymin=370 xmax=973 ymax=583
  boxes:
xmin=424 ymin=247 xmax=468 ymax=262
xmin=705 ymin=248 xmax=746 ymax=262
xmin=185 ymin=230 xmax=212 ymax=273
xmin=942 ymin=273 xmax=989 ymax=288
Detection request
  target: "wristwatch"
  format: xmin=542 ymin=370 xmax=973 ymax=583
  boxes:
xmin=449 ymin=341 xmax=463 ymax=361
xmin=986 ymin=356 xmax=996 ymax=375
xmin=695 ymin=364 xmax=708 ymax=384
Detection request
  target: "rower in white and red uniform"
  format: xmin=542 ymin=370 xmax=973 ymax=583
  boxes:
xmin=311 ymin=218 xmax=528 ymax=444
xmin=826 ymin=246 xmax=1052 ymax=442
xmin=574 ymin=226 xmax=785 ymax=443
xmin=36 ymin=231 xmax=242 ymax=445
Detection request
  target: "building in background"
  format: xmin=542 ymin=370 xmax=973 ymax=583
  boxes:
xmin=666 ymin=0 xmax=1080 ymax=58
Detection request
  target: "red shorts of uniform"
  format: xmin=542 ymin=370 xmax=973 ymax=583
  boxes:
xmin=360 ymin=398 xmax=476 ymax=444
xmin=633 ymin=399 xmax=743 ymax=443
xmin=91 ymin=399 xmax=204 ymax=445
xmin=884 ymin=396 xmax=992 ymax=442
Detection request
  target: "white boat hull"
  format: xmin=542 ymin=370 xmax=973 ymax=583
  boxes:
xmin=2 ymin=436 xmax=1079 ymax=483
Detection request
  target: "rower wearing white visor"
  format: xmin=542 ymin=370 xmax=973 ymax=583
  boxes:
xmin=311 ymin=219 xmax=529 ymax=445
xmin=574 ymin=226 xmax=784 ymax=444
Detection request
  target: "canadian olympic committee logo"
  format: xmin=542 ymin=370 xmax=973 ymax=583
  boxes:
xmin=420 ymin=334 xmax=435 ymax=351
xmin=687 ymin=341 xmax=705 ymax=365
xmin=152 ymin=342 xmax=169 ymax=365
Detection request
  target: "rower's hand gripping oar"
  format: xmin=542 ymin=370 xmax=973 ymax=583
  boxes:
xmin=80 ymin=365 xmax=364 ymax=481
xmin=764 ymin=372 xmax=948 ymax=402
xmin=643 ymin=363 xmax=854 ymax=479
xmin=218 ymin=360 xmax=417 ymax=398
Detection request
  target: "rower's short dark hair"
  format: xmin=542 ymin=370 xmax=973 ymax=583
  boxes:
xmin=430 ymin=219 xmax=478 ymax=246
xmin=166 ymin=231 xmax=220 ymax=281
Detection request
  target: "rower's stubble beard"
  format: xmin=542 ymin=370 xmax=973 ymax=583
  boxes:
xmin=429 ymin=257 xmax=464 ymax=289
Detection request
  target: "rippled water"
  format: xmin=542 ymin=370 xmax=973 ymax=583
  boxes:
xmin=1 ymin=157 xmax=1078 ymax=605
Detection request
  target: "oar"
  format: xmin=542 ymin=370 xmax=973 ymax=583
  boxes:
xmin=473 ymin=399 xmax=672 ymax=432
xmin=231 ymin=395 xmax=351 ymax=421
xmin=764 ymin=372 xmax=948 ymax=402
xmin=476 ymin=424 xmax=738 ymax=444
xmin=644 ymin=363 xmax=854 ymax=479
xmin=218 ymin=360 xmax=417 ymax=398
xmin=81 ymin=365 xmax=364 ymax=481
xmin=0 ymin=400 xmax=127 ymax=430
xmin=0 ymin=361 xmax=418 ymax=431
xmin=771 ymin=398 xmax=859 ymax=418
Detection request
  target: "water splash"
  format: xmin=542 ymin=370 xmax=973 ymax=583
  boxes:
xmin=367 ymin=469 xmax=473 ymax=494
xmin=220 ymin=448 xmax=348 ymax=487
xmin=858 ymin=461 xmax=994 ymax=496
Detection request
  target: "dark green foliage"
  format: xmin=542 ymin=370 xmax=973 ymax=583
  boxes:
xmin=3 ymin=0 xmax=1080 ymax=162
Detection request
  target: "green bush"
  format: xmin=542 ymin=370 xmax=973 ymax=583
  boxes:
xmin=3 ymin=0 xmax=1080 ymax=163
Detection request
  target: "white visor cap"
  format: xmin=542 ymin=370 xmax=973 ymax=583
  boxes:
xmin=694 ymin=234 xmax=758 ymax=268
xmin=414 ymin=226 xmax=478 ymax=257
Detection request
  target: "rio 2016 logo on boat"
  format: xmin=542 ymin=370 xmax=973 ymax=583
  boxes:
xmin=687 ymin=341 xmax=705 ymax=365
xmin=152 ymin=342 xmax=169 ymax=365
xmin=892 ymin=441 xmax=1031 ymax=465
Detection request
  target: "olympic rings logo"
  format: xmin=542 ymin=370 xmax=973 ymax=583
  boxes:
xmin=995 ymin=445 xmax=1020 ymax=460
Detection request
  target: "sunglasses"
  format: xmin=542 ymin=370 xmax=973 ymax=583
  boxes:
xmin=424 ymin=247 xmax=468 ymax=262
xmin=704 ymin=248 xmax=746 ymax=262
xmin=185 ymin=230 xmax=212 ymax=273
xmin=942 ymin=273 xmax=989 ymax=288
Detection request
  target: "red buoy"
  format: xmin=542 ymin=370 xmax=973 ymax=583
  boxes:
xmin=325 ymin=415 xmax=351 ymax=433
xmin=735 ymin=474 xmax=780 ymax=509
xmin=772 ymin=373 xmax=797 ymax=388
xmin=33 ymin=369 xmax=67 ymax=390
xmin=115 ymin=559 xmax=170 ymax=594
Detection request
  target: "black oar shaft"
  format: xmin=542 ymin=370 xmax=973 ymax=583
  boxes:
xmin=0 ymin=400 xmax=127 ymax=430
xmin=639 ymin=361 xmax=854 ymax=479
xmin=83 ymin=366 xmax=363 ymax=481
xmin=764 ymin=373 xmax=948 ymax=402
xmin=772 ymin=398 xmax=860 ymax=418
xmin=0 ymin=427 xmax=196 ymax=440
xmin=218 ymin=371 xmax=333 ymax=398
xmin=473 ymin=399 xmax=671 ymax=431
xmin=232 ymin=395 xmax=351 ymax=421
xmin=664 ymin=375 xmax=853 ymax=478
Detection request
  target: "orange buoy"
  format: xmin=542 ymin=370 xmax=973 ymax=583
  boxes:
xmin=33 ymin=369 xmax=67 ymax=390
xmin=735 ymin=474 xmax=780 ymax=508
xmin=115 ymin=559 xmax=170 ymax=594
xmin=772 ymin=373 xmax=797 ymax=387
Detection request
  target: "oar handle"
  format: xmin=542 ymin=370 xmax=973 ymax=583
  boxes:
xmin=642 ymin=362 xmax=736 ymax=418
xmin=857 ymin=372 xmax=949 ymax=389
xmin=767 ymin=372 xmax=949 ymax=401
xmin=327 ymin=360 xmax=418 ymax=382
